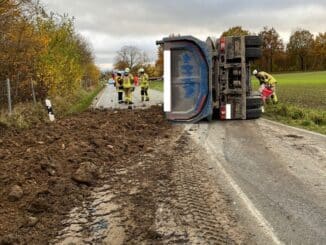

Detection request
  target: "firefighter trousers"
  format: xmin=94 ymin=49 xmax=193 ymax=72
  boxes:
xmin=141 ymin=87 xmax=149 ymax=101
xmin=124 ymin=88 xmax=133 ymax=104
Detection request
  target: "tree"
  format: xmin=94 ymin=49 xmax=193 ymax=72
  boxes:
xmin=259 ymin=27 xmax=284 ymax=72
xmin=287 ymin=29 xmax=314 ymax=71
xmin=113 ymin=45 xmax=148 ymax=73
xmin=154 ymin=46 xmax=163 ymax=77
xmin=0 ymin=0 xmax=100 ymax=107
xmin=221 ymin=26 xmax=250 ymax=37
xmin=312 ymin=32 xmax=326 ymax=70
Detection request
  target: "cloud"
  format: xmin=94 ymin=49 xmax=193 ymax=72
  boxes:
xmin=42 ymin=0 xmax=326 ymax=70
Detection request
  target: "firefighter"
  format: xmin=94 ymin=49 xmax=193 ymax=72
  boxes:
xmin=138 ymin=68 xmax=149 ymax=101
xmin=123 ymin=68 xmax=134 ymax=104
xmin=115 ymin=72 xmax=123 ymax=104
xmin=253 ymin=70 xmax=278 ymax=103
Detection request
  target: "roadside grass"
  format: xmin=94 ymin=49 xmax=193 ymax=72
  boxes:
xmin=65 ymin=85 xmax=103 ymax=115
xmin=263 ymin=103 xmax=326 ymax=135
xmin=150 ymin=80 xmax=163 ymax=92
xmin=0 ymin=84 xmax=104 ymax=129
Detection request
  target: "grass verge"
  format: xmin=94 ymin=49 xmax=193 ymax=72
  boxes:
xmin=264 ymin=103 xmax=326 ymax=135
xmin=66 ymin=85 xmax=103 ymax=115
xmin=150 ymin=80 xmax=163 ymax=92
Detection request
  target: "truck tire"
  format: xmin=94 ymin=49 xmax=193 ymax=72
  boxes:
xmin=245 ymin=36 xmax=262 ymax=47
xmin=246 ymin=108 xmax=262 ymax=119
xmin=246 ymin=47 xmax=262 ymax=59
xmin=247 ymin=96 xmax=262 ymax=109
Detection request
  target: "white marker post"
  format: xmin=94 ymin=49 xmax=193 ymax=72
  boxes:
xmin=163 ymin=50 xmax=171 ymax=112
xmin=45 ymin=99 xmax=55 ymax=122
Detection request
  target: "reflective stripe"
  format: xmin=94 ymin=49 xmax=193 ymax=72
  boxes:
xmin=226 ymin=104 xmax=231 ymax=119
xmin=164 ymin=50 xmax=171 ymax=112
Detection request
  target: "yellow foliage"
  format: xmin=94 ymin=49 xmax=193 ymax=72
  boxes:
xmin=0 ymin=1 xmax=99 ymax=105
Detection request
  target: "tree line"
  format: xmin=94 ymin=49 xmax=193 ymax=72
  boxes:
xmin=0 ymin=0 xmax=100 ymax=107
xmin=147 ymin=26 xmax=325 ymax=77
xmin=231 ymin=26 xmax=326 ymax=73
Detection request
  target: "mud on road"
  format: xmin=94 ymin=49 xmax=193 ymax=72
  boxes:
xmin=0 ymin=106 xmax=249 ymax=244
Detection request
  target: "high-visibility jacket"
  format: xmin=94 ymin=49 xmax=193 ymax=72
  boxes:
xmin=139 ymin=73 xmax=149 ymax=88
xmin=256 ymin=71 xmax=277 ymax=86
xmin=123 ymin=74 xmax=134 ymax=89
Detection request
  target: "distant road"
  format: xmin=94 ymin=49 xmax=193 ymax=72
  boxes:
xmin=93 ymin=84 xmax=163 ymax=109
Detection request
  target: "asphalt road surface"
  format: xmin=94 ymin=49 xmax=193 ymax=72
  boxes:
xmin=187 ymin=119 xmax=326 ymax=244
xmin=93 ymin=84 xmax=163 ymax=109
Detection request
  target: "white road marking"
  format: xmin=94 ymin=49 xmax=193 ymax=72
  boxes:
xmin=206 ymin=140 xmax=284 ymax=245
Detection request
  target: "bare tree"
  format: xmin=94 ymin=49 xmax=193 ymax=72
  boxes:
xmin=114 ymin=45 xmax=148 ymax=72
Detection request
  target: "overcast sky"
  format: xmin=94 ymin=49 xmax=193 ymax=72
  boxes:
xmin=42 ymin=0 xmax=326 ymax=70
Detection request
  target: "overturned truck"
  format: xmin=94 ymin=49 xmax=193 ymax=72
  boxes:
xmin=157 ymin=35 xmax=262 ymax=122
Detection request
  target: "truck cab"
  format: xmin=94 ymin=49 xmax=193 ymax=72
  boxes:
xmin=157 ymin=35 xmax=262 ymax=122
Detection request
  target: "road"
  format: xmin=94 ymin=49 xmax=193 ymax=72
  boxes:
xmin=55 ymin=87 xmax=325 ymax=244
xmin=93 ymin=84 xmax=163 ymax=109
xmin=187 ymin=119 xmax=326 ymax=244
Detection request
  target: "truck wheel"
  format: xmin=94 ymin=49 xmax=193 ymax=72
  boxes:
xmin=247 ymin=96 xmax=262 ymax=109
xmin=246 ymin=108 xmax=262 ymax=119
xmin=245 ymin=36 xmax=262 ymax=47
xmin=246 ymin=47 xmax=262 ymax=59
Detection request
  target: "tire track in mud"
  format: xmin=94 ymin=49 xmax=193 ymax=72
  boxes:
xmin=52 ymin=129 xmax=248 ymax=244
xmin=152 ymin=134 xmax=247 ymax=244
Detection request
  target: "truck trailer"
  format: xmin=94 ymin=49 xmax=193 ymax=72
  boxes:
xmin=156 ymin=35 xmax=263 ymax=123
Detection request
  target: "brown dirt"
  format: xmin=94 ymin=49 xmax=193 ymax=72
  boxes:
xmin=0 ymin=106 xmax=170 ymax=244
xmin=0 ymin=106 xmax=250 ymax=244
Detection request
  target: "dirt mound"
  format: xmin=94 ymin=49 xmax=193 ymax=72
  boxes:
xmin=0 ymin=106 xmax=170 ymax=244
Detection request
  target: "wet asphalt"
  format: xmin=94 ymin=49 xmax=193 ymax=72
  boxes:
xmin=189 ymin=120 xmax=326 ymax=244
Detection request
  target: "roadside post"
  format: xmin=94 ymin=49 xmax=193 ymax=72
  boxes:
xmin=45 ymin=99 xmax=55 ymax=121
xmin=6 ymin=78 xmax=12 ymax=115
xmin=31 ymin=79 xmax=36 ymax=105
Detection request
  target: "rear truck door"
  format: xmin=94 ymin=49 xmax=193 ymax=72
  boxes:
xmin=157 ymin=36 xmax=212 ymax=122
